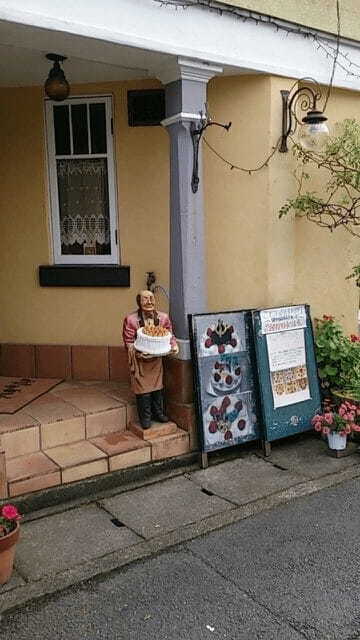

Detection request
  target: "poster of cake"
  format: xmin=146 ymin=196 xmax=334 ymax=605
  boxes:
xmin=266 ymin=327 xmax=310 ymax=408
xmin=189 ymin=311 xmax=260 ymax=453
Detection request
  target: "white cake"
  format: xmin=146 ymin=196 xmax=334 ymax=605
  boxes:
xmin=134 ymin=326 xmax=172 ymax=355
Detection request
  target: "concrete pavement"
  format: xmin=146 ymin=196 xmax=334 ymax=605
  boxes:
xmin=1 ymin=434 xmax=360 ymax=614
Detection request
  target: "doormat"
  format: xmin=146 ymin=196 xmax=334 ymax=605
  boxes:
xmin=0 ymin=377 xmax=63 ymax=414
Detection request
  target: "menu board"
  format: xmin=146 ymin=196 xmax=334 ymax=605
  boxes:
xmin=189 ymin=311 xmax=260 ymax=453
xmin=252 ymin=304 xmax=321 ymax=442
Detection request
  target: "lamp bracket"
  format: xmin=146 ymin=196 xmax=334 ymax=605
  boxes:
xmin=280 ymin=78 xmax=324 ymax=153
xmin=46 ymin=53 xmax=67 ymax=63
xmin=190 ymin=109 xmax=231 ymax=193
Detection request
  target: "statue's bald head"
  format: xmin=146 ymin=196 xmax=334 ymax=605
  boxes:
xmin=137 ymin=290 xmax=155 ymax=313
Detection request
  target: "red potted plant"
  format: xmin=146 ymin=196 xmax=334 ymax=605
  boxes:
xmin=0 ymin=503 xmax=21 ymax=584
xmin=312 ymin=401 xmax=360 ymax=451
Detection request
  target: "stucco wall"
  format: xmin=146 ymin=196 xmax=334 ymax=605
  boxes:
xmin=0 ymin=80 xmax=170 ymax=345
xmin=0 ymin=74 xmax=358 ymax=346
xmin=226 ymin=0 xmax=360 ymax=41
xmin=293 ymin=87 xmax=359 ymax=332
xmin=205 ymin=75 xmax=359 ymax=333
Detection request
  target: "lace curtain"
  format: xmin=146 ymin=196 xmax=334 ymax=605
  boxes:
xmin=57 ymin=158 xmax=111 ymax=255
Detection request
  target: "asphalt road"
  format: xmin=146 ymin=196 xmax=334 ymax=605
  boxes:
xmin=2 ymin=477 xmax=360 ymax=640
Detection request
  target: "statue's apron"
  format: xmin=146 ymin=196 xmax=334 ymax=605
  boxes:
xmin=127 ymin=349 xmax=163 ymax=395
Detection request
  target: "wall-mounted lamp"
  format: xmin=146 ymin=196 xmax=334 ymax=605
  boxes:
xmin=44 ymin=53 xmax=70 ymax=102
xmin=191 ymin=108 xmax=232 ymax=193
xmin=279 ymin=79 xmax=329 ymax=153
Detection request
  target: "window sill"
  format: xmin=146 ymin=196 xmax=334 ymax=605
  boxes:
xmin=39 ymin=265 xmax=130 ymax=287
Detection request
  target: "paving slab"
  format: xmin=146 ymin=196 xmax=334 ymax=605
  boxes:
xmin=188 ymin=455 xmax=305 ymax=505
xmin=14 ymin=504 xmax=141 ymax=581
xmin=101 ymin=476 xmax=233 ymax=538
xmin=262 ymin=436 xmax=360 ymax=478
xmin=0 ymin=570 xmax=25 ymax=594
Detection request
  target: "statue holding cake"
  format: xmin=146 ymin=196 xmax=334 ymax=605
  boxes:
xmin=123 ymin=290 xmax=179 ymax=429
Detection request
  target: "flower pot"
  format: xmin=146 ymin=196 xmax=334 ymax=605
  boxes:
xmin=0 ymin=522 xmax=20 ymax=585
xmin=327 ymin=432 xmax=347 ymax=451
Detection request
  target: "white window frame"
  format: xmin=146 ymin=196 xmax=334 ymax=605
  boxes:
xmin=45 ymin=95 xmax=119 ymax=265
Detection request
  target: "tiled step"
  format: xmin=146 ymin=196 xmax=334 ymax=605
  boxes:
xmin=0 ymin=381 xmax=192 ymax=498
xmin=44 ymin=440 xmax=108 ymax=484
xmin=129 ymin=420 xmax=190 ymax=459
xmin=90 ymin=431 xmax=151 ymax=471
xmin=6 ymin=451 xmax=61 ymax=497
xmin=129 ymin=420 xmax=178 ymax=440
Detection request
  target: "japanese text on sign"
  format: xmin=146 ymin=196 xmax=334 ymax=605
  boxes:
xmin=260 ymin=305 xmax=306 ymax=335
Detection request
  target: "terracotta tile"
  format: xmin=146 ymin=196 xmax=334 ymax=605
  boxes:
xmin=35 ymin=345 xmax=71 ymax=379
xmin=41 ymin=417 xmax=86 ymax=449
xmin=71 ymin=346 xmax=109 ymax=381
xmin=0 ymin=450 xmax=7 ymax=498
xmin=25 ymin=395 xmax=84 ymax=423
xmin=108 ymin=383 xmax=136 ymax=405
xmin=9 ymin=471 xmax=61 ymax=497
xmin=110 ymin=447 xmax=151 ymax=471
xmin=62 ymin=459 xmax=108 ymax=484
xmin=90 ymin=431 xmax=149 ymax=456
xmin=85 ymin=383 xmax=135 ymax=404
xmin=6 ymin=451 xmax=59 ymax=482
xmin=166 ymin=401 xmax=196 ymax=432
xmin=164 ymin=358 xmax=194 ymax=404
xmin=109 ymin=346 xmax=130 ymax=383
xmin=166 ymin=401 xmax=199 ymax=450
xmin=2 ymin=425 xmax=40 ymax=459
xmin=129 ymin=420 xmax=178 ymax=441
xmin=150 ymin=429 xmax=190 ymax=461
xmin=127 ymin=404 xmax=138 ymax=427
xmin=54 ymin=381 xmax=85 ymax=391
xmin=0 ymin=412 xmax=39 ymax=435
xmin=86 ymin=407 xmax=127 ymax=439
xmin=44 ymin=440 xmax=107 ymax=468
xmin=0 ymin=344 xmax=36 ymax=377
xmin=52 ymin=388 xmax=123 ymax=414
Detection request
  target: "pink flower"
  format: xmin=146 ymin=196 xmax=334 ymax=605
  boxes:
xmin=324 ymin=413 xmax=333 ymax=425
xmin=322 ymin=426 xmax=330 ymax=435
xmin=314 ymin=423 xmax=322 ymax=432
xmin=1 ymin=504 xmax=20 ymax=521
xmin=345 ymin=425 xmax=351 ymax=434
xmin=353 ymin=424 xmax=360 ymax=432
xmin=339 ymin=430 xmax=347 ymax=437
xmin=350 ymin=334 xmax=360 ymax=342
xmin=339 ymin=406 xmax=346 ymax=417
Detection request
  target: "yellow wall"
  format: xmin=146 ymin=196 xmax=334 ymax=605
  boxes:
xmin=0 ymin=80 xmax=170 ymax=345
xmin=293 ymin=87 xmax=359 ymax=332
xmin=0 ymin=74 xmax=359 ymax=345
xmin=205 ymin=75 xmax=359 ymax=333
xmin=225 ymin=0 xmax=360 ymax=41
xmin=205 ymin=75 xmax=271 ymax=311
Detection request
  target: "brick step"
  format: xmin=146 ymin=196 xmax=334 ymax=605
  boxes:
xmin=4 ymin=426 xmax=190 ymax=498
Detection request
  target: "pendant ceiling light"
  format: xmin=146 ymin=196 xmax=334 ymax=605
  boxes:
xmin=44 ymin=53 xmax=70 ymax=102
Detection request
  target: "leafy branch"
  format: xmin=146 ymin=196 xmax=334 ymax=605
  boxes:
xmin=279 ymin=119 xmax=360 ymax=284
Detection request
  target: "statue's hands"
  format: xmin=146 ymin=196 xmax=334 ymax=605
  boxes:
xmin=138 ymin=351 xmax=154 ymax=360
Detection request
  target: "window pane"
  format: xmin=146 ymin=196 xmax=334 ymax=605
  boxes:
xmin=53 ymin=105 xmax=70 ymax=155
xmin=57 ymin=158 xmax=110 ymax=255
xmin=71 ymin=104 xmax=89 ymax=154
xmin=90 ymin=103 xmax=107 ymax=154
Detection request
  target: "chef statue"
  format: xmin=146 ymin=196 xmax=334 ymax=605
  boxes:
xmin=123 ymin=290 xmax=179 ymax=429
